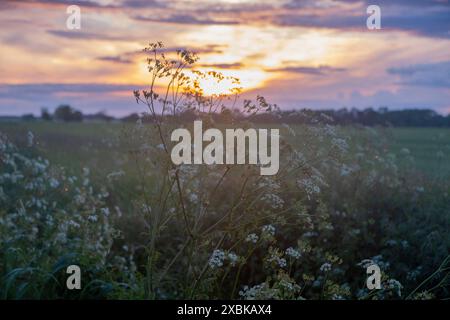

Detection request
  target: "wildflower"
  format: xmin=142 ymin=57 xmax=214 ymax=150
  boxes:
xmin=320 ymin=263 xmax=332 ymax=272
xmin=68 ymin=176 xmax=77 ymax=184
xmin=407 ymin=267 xmax=422 ymax=281
xmin=281 ymin=123 xmax=296 ymax=137
xmin=227 ymin=252 xmax=239 ymax=267
xmin=340 ymin=164 xmax=353 ymax=176
xmin=209 ymin=249 xmax=225 ymax=269
xmin=297 ymin=176 xmax=323 ymax=197
xmin=261 ymin=193 xmax=284 ymax=209
xmin=285 ymin=247 xmax=301 ymax=259
xmin=303 ymin=231 xmax=318 ymax=238
xmin=239 ymin=283 xmax=277 ymax=300
xmin=279 ymin=278 xmax=300 ymax=294
xmin=386 ymin=279 xmax=403 ymax=297
xmin=87 ymin=215 xmax=98 ymax=222
xmin=27 ymin=131 xmax=34 ymax=147
xmin=262 ymin=224 xmax=275 ymax=237
xmin=267 ymin=250 xmax=287 ymax=269
xmin=107 ymin=170 xmax=125 ymax=181
xmin=277 ymin=258 xmax=287 ymax=268
xmin=49 ymin=178 xmax=59 ymax=188
xmin=400 ymin=148 xmax=410 ymax=155
xmin=188 ymin=193 xmax=199 ymax=203
xmin=413 ymin=291 xmax=434 ymax=300
xmin=115 ymin=206 xmax=123 ymax=218
xmin=385 ymin=239 xmax=397 ymax=247
xmin=245 ymin=233 xmax=259 ymax=244
xmin=68 ymin=220 xmax=80 ymax=229
xmin=358 ymin=259 xmax=376 ymax=269
xmin=331 ymin=137 xmax=348 ymax=153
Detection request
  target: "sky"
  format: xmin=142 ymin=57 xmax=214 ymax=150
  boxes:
xmin=0 ymin=0 xmax=449 ymax=116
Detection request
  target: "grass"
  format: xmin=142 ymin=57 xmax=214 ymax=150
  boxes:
xmin=1 ymin=120 xmax=449 ymax=299
xmin=1 ymin=121 xmax=449 ymax=178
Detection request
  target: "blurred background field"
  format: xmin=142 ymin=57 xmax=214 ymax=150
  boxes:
xmin=1 ymin=122 xmax=449 ymax=179
xmin=1 ymin=119 xmax=449 ymax=299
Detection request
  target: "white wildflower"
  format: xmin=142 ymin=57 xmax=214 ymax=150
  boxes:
xmin=27 ymin=131 xmax=34 ymax=147
xmin=285 ymin=247 xmax=301 ymax=259
xmin=228 ymin=252 xmax=239 ymax=267
xmin=101 ymin=207 xmax=110 ymax=216
xmin=261 ymin=193 xmax=284 ymax=209
xmin=386 ymin=279 xmax=403 ymax=297
xmin=68 ymin=220 xmax=80 ymax=229
xmin=87 ymin=215 xmax=98 ymax=222
xmin=245 ymin=233 xmax=259 ymax=244
xmin=49 ymin=178 xmax=59 ymax=188
xmin=107 ymin=170 xmax=125 ymax=181
xmin=209 ymin=249 xmax=225 ymax=269
xmin=262 ymin=224 xmax=276 ymax=237
xmin=188 ymin=193 xmax=198 ymax=203
xmin=320 ymin=263 xmax=332 ymax=272
xmin=277 ymin=258 xmax=287 ymax=268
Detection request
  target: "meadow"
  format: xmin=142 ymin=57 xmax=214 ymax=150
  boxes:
xmin=1 ymin=44 xmax=449 ymax=300
xmin=1 ymin=121 xmax=449 ymax=178
xmin=0 ymin=120 xmax=449 ymax=299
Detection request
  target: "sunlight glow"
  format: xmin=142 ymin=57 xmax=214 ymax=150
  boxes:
xmin=188 ymin=68 xmax=268 ymax=96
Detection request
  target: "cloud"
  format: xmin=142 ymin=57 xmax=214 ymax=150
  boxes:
xmin=334 ymin=0 xmax=448 ymax=8
xmin=120 ymin=0 xmax=167 ymax=9
xmin=0 ymin=83 xmax=146 ymax=116
xmin=95 ymin=44 xmax=226 ymax=66
xmin=133 ymin=14 xmax=239 ymax=25
xmin=267 ymin=65 xmax=347 ymax=75
xmin=6 ymin=0 xmax=450 ymax=38
xmin=4 ymin=0 xmax=119 ymax=9
xmin=387 ymin=61 xmax=450 ymax=88
xmin=47 ymin=30 xmax=130 ymax=41
xmin=96 ymin=56 xmax=133 ymax=64
xmin=160 ymin=45 xmax=226 ymax=55
xmin=0 ymin=83 xmax=144 ymax=99
xmin=198 ymin=62 xmax=243 ymax=69
xmin=273 ymin=10 xmax=449 ymax=38
xmin=277 ymin=0 xmax=450 ymax=38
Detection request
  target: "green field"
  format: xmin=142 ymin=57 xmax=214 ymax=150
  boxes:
xmin=1 ymin=120 xmax=449 ymax=299
xmin=1 ymin=121 xmax=449 ymax=178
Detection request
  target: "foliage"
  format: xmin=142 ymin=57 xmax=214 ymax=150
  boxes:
xmin=0 ymin=42 xmax=449 ymax=300
xmin=53 ymin=105 xmax=83 ymax=122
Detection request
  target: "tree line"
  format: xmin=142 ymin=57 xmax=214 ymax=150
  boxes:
xmin=17 ymin=105 xmax=450 ymax=127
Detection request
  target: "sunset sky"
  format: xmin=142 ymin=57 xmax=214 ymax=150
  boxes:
xmin=0 ymin=0 xmax=449 ymax=116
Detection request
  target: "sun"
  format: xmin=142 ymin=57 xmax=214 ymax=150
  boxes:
xmin=194 ymin=73 xmax=240 ymax=96
xmin=186 ymin=68 xmax=268 ymax=97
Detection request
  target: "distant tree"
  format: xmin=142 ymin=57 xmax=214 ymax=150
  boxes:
xmin=41 ymin=108 xmax=53 ymax=121
xmin=121 ymin=113 xmax=141 ymax=123
xmin=93 ymin=111 xmax=114 ymax=122
xmin=84 ymin=112 xmax=114 ymax=122
xmin=54 ymin=105 xmax=83 ymax=122
xmin=21 ymin=114 xmax=36 ymax=121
